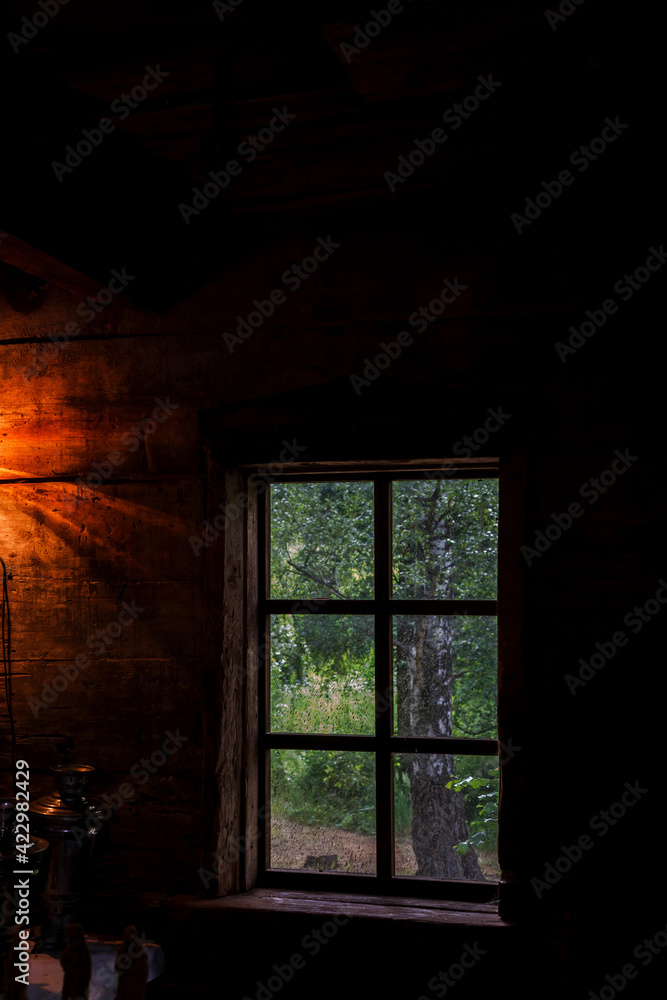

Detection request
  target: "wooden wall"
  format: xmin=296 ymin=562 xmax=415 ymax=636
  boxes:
xmin=1 ymin=202 xmax=664 ymax=992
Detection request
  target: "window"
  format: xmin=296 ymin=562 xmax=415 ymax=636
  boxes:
xmin=255 ymin=465 xmax=501 ymax=902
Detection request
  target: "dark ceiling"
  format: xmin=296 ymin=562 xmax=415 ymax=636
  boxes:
xmin=0 ymin=1 xmax=660 ymax=310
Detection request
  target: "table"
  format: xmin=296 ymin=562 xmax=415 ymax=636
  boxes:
xmin=23 ymin=936 xmax=165 ymax=999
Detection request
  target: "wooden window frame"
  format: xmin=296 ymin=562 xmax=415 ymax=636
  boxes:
xmin=209 ymin=455 xmax=525 ymax=914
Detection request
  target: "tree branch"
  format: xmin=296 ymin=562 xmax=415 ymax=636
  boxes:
xmin=285 ymin=557 xmax=347 ymax=599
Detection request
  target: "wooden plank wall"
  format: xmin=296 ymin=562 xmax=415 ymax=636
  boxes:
xmin=0 ymin=207 xmax=662 ymax=944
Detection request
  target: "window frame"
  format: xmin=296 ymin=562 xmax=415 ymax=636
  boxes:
xmin=207 ymin=454 xmax=525 ymax=915
xmin=257 ymin=464 xmax=500 ymax=903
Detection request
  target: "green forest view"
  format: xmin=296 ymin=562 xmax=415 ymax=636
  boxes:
xmin=268 ymin=477 xmax=499 ymax=880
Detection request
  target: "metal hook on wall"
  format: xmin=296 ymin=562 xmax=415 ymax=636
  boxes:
xmin=0 ymin=558 xmax=16 ymax=772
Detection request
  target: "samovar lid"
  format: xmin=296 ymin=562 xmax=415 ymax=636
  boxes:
xmin=30 ymin=763 xmax=98 ymax=819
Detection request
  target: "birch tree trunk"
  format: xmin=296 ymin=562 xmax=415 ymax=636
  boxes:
xmin=395 ymin=486 xmax=485 ymax=880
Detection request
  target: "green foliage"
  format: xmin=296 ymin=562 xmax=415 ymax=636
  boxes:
xmin=392 ymin=479 xmax=498 ymax=600
xmin=272 ymin=749 xmax=376 ymax=834
xmin=447 ymin=758 xmax=499 ymax=854
xmin=271 ymin=668 xmax=375 ymax=736
xmin=268 ymin=478 xmax=499 ymax=847
xmin=270 ymin=613 xmax=375 ymax=732
xmin=270 ymin=613 xmax=374 ymax=687
xmin=451 ymin=616 xmax=497 ymax=739
xmin=270 ymin=482 xmax=374 ymax=599
xmin=393 ymin=756 xmax=413 ymax=837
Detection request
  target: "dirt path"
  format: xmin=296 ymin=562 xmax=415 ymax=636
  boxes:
xmin=270 ymin=815 xmax=499 ymax=879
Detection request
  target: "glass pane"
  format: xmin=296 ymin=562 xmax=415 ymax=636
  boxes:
xmin=270 ymin=614 xmax=375 ymax=734
xmin=392 ymin=479 xmax=498 ymax=599
xmin=269 ymin=481 xmax=374 ymax=599
xmin=394 ymin=754 xmax=499 ymax=881
xmin=270 ymin=749 xmax=376 ymax=873
xmin=393 ymin=616 xmax=497 ymax=738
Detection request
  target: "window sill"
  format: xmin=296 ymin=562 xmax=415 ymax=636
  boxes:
xmin=167 ymin=888 xmax=512 ymax=928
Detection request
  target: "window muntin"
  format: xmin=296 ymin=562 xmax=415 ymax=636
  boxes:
xmin=258 ymin=472 xmax=499 ymax=900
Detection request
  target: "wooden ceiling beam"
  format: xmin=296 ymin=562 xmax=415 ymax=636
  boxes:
xmin=0 ymin=231 xmax=110 ymax=300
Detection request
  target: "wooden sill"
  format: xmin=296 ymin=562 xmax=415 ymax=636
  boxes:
xmin=167 ymin=888 xmax=511 ymax=928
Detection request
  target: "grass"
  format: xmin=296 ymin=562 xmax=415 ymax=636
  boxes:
xmin=270 ymin=672 xmax=499 ymax=861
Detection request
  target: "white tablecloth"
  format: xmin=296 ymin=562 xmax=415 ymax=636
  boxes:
xmin=25 ymin=937 xmax=165 ymax=999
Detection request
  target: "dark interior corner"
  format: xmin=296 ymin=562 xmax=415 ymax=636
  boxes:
xmin=0 ymin=1 xmax=664 ymax=997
